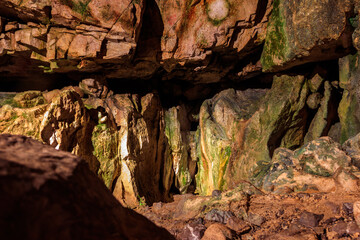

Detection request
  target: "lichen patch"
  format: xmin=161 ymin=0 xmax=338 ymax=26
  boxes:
xmin=206 ymin=0 xmax=229 ymax=22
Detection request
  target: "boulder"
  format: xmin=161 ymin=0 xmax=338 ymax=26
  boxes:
xmin=201 ymin=223 xmax=235 ymax=240
xmin=262 ymin=148 xmax=295 ymax=192
xmin=177 ymin=221 xmax=206 ymax=240
xmin=262 ymin=137 xmax=360 ymax=193
xmin=295 ymin=137 xmax=351 ymax=177
xmin=298 ymin=211 xmax=323 ymax=228
xmin=204 ymin=209 xmax=234 ymax=224
xmin=13 ymin=90 xmax=46 ymax=108
xmin=0 ymin=134 xmax=174 ymax=240
xmin=0 ymin=100 xmax=47 ymax=140
xmin=196 ymin=88 xmax=267 ymax=195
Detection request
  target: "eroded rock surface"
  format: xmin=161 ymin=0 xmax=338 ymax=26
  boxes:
xmin=261 ymin=0 xmax=354 ymax=72
xmin=338 ymin=53 xmax=360 ymax=144
xmin=196 ymin=88 xmax=267 ymax=195
xmin=0 ymin=0 xmax=273 ymax=82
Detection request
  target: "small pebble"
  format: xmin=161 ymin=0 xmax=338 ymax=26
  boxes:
xmin=212 ymin=190 xmax=222 ymax=197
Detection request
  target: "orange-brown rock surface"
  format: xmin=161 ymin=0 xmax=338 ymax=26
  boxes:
xmin=0 ymin=134 xmax=174 ymax=240
xmin=0 ymin=0 xmax=273 ymax=81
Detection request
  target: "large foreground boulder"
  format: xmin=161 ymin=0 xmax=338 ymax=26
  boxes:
xmin=0 ymin=134 xmax=174 ymax=240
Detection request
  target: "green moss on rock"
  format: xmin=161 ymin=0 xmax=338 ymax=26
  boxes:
xmin=294 ymin=137 xmax=351 ymax=177
xmin=0 ymin=94 xmax=20 ymax=108
xmin=260 ymin=0 xmax=288 ymax=71
xmin=164 ymin=107 xmax=192 ymax=194
xmin=13 ymin=91 xmax=46 ymax=108
xmin=92 ymin=121 xmax=119 ymax=189
xmin=240 ymin=75 xmax=308 ymax=186
xmin=338 ymin=53 xmax=360 ymax=143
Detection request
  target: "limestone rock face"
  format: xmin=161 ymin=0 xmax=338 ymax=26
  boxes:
xmin=0 ymin=134 xmax=174 ymax=240
xmin=0 ymin=87 xmax=172 ymax=207
xmin=0 ymin=0 xmax=273 ymax=81
xmin=304 ymin=81 xmax=337 ymax=144
xmin=0 ymin=103 xmax=46 ymax=140
xmin=0 ymin=92 xmax=48 ymax=140
xmin=40 ymin=90 xmax=99 ymax=172
xmin=338 ymin=53 xmax=360 ymax=144
xmin=244 ymin=75 xmax=308 ymax=186
xmin=106 ymin=93 xmax=167 ymax=207
xmin=196 ymin=88 xmax=267 ymax=195
xmin=157 ymin=0 xmax=271 ymax=70
xmin=164 ymin=105 xmax=194 ymax=194
xmin=13 ymin=90 xmax=46 ymax=108
xmin=261 ymin=0 xmax=354 ymax=72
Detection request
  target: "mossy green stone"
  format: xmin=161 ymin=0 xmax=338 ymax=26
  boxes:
xmin=241 ymin=75 xmax=308 ymax=186
xmin=294 ymin=137 xmax=350 ymax=177
xmin=260 ymin=0 xmax=288 ymax=71
xmin=164 ymin=107 xmax=192 ymax=194
xmin=13 ymin=91 xmax=46 ymax=108
xmin=338 ymin=53 xmax=360 ymax=143
xmin=92 ymin=122 xmax=119 ymax=189
xmin=0 ymin=94 xmax=20 ymax=108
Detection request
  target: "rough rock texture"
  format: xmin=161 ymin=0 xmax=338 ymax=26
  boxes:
xmin=261 ymin=137 xmax=360 ymax=193
xmin=2 ymin=70 xmax=360 ymax=201
xmin=343 ymin=132 xmax=360 ymax=169
xmin=0 ymin=134 xmax=174 ymax=240
xmin=0 ymin=0 xmax=358 ymax=83
xmin=0 ymin=0 xmax=273 ymax=82
xmin=157 ymin=0 xmax=271 ymax=76
xmin=0 ymin=100 xmax=46 ymax=140
xmin=107 ymin=93 xmax=168 ymax=207
xmin=164 ymin=105 xmax=195 ymax=194
xmin=243 ymin=75 xmax=308 ymax=186
xmin=40 ymin=90 xmax=99 ymax=172
xmin=304 ymin=80 xmax=337 ymax=144
xmin=261 ymin=0 xmax=354 ymax=72
xmin=196 ymin=88 xmax=267 ymax=195
xmin=338 ymin=53 xmax=360 ymax=144
xmin=201 ymin=223 xmax=234 ymax=240
xmin=3 ymin=0 xmax=360 ymax=209
xmin=0 ymin=89 xmax=100 ymax=173
xmin=0 ymin=89 xmax=170 ymax=207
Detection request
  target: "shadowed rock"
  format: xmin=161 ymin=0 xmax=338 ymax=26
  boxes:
xmin=0 ymin=134 xmax=174 ymax=240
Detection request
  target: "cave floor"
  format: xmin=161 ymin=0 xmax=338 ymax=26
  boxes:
xmin=136 ymin=190 xmax=360 ymax=239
